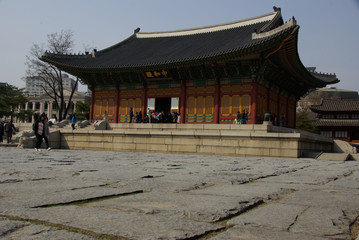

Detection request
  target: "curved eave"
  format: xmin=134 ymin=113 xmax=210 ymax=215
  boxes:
xmin=267 ymin=26 xmax=339 ymax=89
xmin=310 ymin=72 xmax=339 ymax=84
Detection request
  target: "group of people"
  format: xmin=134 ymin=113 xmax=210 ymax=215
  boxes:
xmin=1 ymin=113 xmax=53 ymax=147
xmin=0 ymin=120 xmax=16 ymax=144
xmin=33 ymin=112 xmax=51 ymax=151
xmin=128 ymin=108 xmax=143 ymax=123
xmin=102 ymin=108 xmax=181 ymax=124
xmin=234 ymin=109 xmax=248 ymax=124
xmin=123 ymin=108 xmax=180 ymax=124
xmin=146 ymin=109 xmax=180 ymax=124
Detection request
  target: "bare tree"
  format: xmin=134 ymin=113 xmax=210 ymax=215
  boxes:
xmin=25 ymin=30 xmax=79 ymax=121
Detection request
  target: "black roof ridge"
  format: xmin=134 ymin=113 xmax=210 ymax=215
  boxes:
xmin=258 ymin=8 xmax=283 ymax=32
xmin=42 ymin=10 xmax=282 ymax=61
xmin=97 ymin=34 xmax=137 ymax=55
xmin=42 ymin=11 xmax=278 ymax=60
xmin=87 ymin=11 xmax=283 ymax=62
xmin=135 ymin=11 xmax=278 ymax=39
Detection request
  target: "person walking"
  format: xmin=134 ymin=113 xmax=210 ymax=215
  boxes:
xmin=0 ymin=121 xmax=4 ymax=143
xmin=71 ymin=114 xmax=77 ymax=130
xmin=43 ymin=117 xmax=51 ymax=150
xmin=34 ymin=115 xmax=45 ymax=151
xmin=5 ymin=120 xmax=16 ymax=144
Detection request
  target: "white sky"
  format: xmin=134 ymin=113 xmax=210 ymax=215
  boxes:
xmin=1 ymin=0 xmax=359 ymax=93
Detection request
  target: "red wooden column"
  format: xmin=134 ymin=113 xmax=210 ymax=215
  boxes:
xmin=251 ymin=84 xmax=257 ymax=124
xmin=114 ymin=88 xmax=120 ymax=123
xmin=266 ymin=87 xmax=270 ymax=114
xmin=90 ymin=88 xmax=95 ymax=122
xmin=277 ymin=91 xmax=281 ymax=126
xmin=292 ymin=99 xmax=297 ymax=129
xmin=213 ymin=84 xmax=220 ymax=124
xmin=180 ymin=85 xmax=186 ymax=123
xmin=285 ymin=97 xmax=289 ymax=127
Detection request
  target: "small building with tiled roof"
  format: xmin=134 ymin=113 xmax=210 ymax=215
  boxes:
xmin=311 ymin=99 xmax=359 ymax=142
xmin=40 ymin=7 xmax=338 ymax=126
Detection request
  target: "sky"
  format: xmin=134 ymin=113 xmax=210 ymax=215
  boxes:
xmin=1 ymin=0 xmax=359 ymax=93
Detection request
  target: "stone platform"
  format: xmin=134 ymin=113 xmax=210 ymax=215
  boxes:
xmin=0 ymin=148 xmax=358 ymax=239
xmin=57 ymin=123 xmax=333 ymax=158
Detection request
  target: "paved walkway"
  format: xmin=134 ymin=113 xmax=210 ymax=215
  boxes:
xmin=0 ymin=147 xmax=359 ymax=240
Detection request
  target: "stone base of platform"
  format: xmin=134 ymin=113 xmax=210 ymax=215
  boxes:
xmin=56 ymin=123 xmax=332 ymax=158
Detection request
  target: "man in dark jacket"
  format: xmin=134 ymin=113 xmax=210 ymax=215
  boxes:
xmin=33 ymin=115 xmax=45 ymax=151
xmin=5 ymin=120 xmax=16 ymax=144
xmin=0 ymin=121 xmax=4 ymax=143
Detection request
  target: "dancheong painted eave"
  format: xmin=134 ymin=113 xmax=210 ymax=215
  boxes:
xmin=40 ymin=7 xmax=339 ymax=87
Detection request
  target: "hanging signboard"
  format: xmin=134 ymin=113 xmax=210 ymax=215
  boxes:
xmin=144 ymin=70 xmax=171 ymax=80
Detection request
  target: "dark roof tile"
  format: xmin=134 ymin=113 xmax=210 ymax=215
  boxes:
xmin=41 ymin=11 xmax=290 ymax=70
xmin=314 ymin=119 xmax=359 ymax=127
xmin=310 ymin=99 xmax=359 ymax=112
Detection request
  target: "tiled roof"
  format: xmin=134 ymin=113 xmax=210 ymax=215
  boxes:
xmin=314 ymin=119 xmax=359 ymax=127
xmin=309 ymin=72 xmax=338 ymax=84
xmin=41 ymin=10 xmax=293 ymax=70
xmin=310 ymin=99 xmax=359 ymax=112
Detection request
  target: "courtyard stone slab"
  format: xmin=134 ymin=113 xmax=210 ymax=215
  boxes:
xmin=316 ymin=152 xmax=349 ymax=161
xmin=208 ymin=225 xmax=328 ymax=240
xmin=0 ymin=217 xmax=97 ymax=240
xmin=6 ymin=206 xmax=223 ymax=240
xmin=1 ymin=147 xmax=359 ymax=239
xmin=227 ymin=203 xmax=307 ymax=231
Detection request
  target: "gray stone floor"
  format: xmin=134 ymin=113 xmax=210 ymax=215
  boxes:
xmin=0 ymin=147 xmax=359 ymax=240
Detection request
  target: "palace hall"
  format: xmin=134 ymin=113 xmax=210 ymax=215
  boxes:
xmin=41 ymin=7 xmax=338 ymax=127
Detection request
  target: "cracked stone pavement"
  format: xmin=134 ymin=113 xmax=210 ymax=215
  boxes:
xmin=0 ymin=147 xmax=359 ymax=240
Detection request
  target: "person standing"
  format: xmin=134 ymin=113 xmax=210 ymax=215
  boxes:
xmin=34 ymin=116 xmax=45 ymax=151
xmin=241 ymin=109 xmax=248 ymax=124
xmin=129 ymin=108 xmax=134 ymax=123
xmin=71 ymin=114 xmax=77 ymax=130
xmin=147 ymin=108 xmax=151 ymax=123
xmin=138 ymin=111 xmax=142 ymax=123
xmin=280 ymin=114 xmax=285 ymax=127
xmin=134 ymin=112 xmax=139 ymax=123
xmin=5 ymin=120 xmax=16 ymax=144
xmin=43 ymin=117 xmax=51 ymax=150
xmin=0 ymin=121 xmax=4 ymax=143
xmin=103 ymin=111 xmax=108 ymax=122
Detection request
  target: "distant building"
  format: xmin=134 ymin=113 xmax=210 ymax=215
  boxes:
xmin=0 ymin=82 xmax=7 ymax=86
xmin=25 ymin=74 xmax=78 ymax=95
xmin=310 ymin=99 xmax=359 ymax=143
xmin=16 ymin=88 xmax=90 ymax=123
xmin=297 ymin=87 xmax=359 ymax=119
xmin=297 ymin=87 xmax=359 ymax=142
